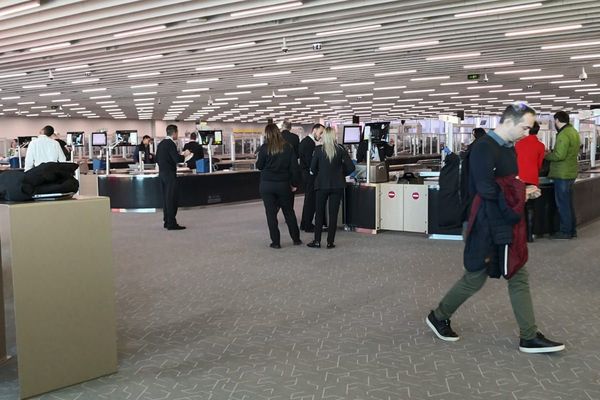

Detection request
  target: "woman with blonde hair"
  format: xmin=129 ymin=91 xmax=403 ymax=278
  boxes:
xmin=307 ymin=126 xmax=355 ymax=249
xmin=256 ymin=123 xmax=302 ymax=249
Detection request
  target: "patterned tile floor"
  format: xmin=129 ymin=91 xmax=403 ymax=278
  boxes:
xmin=1 ymin=199 xmax=599 ymax=400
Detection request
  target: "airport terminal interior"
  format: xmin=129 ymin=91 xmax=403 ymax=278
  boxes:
xmin=1 ymin=1 xmax=600 ymax=399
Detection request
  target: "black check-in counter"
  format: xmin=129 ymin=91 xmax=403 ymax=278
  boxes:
xmin=97 ymin=170 xmax=261 ymax=210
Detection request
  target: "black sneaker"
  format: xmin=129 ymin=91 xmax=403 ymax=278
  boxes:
xmin=426 ymin=310 xmax=460 ymax=342
xmin=519 ymin=332 xmax=565 ymax=354
xmin=307 ymin=241 xmax=321 ymax=248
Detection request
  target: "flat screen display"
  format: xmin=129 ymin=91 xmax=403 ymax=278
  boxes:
xmin=115 ymin=130 xmax=138 ymax=146
xmin=17 ymin=136 xmax=36 ymax=146
xmin=67 ymin=132 xmax=85 ymax=147
xmin=342 ymin=126 xmax=362 ymax=144
xmin=199 ymin=130 xmax=221 ymax=145
xmin=213 ymin=130 xmax=223 ymax=145
xmin=91 ymin=132 xmax=107 ymax=146
xmin=364 ymin=122 xmax=390 ymax=141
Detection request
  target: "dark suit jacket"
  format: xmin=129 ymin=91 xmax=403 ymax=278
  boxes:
xmin=256 ymin=143 xmax=301 ymax=187
xmin=156 ymin=138 xmax=183 ymax=176
xmin=310 ymin=145 xmax=355 ymax=191
xmin=133 ymin=144 xmax=154 ymax=163
xmin=298 ymin=136 xmax=316 ymax=174
xmin=183 ymin=141 xmax=204 ymax=169
xmin=281 ymin=130 xmax=300 ymax=159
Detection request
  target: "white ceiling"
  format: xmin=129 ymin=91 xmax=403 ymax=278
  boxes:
xmin=0 ymin=0 xmax=599 ymax=124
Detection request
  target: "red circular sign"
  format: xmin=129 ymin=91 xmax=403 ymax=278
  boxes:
xmin=388 ymin=191 xmax=396 ymax=199
xmin=412 ymin=192 xmax=420 ymax=200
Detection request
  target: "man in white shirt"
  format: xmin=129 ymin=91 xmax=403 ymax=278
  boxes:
xmin=24 ymin=125 xmax=66 ymax=171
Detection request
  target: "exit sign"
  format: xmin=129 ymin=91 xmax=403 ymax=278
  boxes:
xmin=467 ymin=74 xmax=480 ymax=80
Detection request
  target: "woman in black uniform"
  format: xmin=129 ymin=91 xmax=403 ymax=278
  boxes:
xmin=307 ymin=127 xmax=355 ymax=249
xmin=256 ymin=124 xmax=302 ymax=249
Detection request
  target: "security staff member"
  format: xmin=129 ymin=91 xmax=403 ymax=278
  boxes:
xmin=307 ymin=127 xmax=355 ymax=249
xmin=133 ymin=135 xmax=155 ymax=163
xmin=298 ymin=123 xmax=325 ymax=232
xmin=182 ymin=132 xmax=204 ymax=169
xmin=256 ymin=123 xmax=302 ymax=249
xmin=156 ymin=125 xmax=185 ymax=230
xmin=281 ymin=119 xmax=300 ymax=159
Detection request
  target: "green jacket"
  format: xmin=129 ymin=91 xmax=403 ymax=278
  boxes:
xmin=545 ymin=124 xmax=580 ymax=179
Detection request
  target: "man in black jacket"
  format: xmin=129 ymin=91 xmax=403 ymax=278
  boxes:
xmin=425 ymin=103 xmax=565 ymax=354
xmin=281 ymin=120 xmax=300 ymax=159
xmin=156 ymin=125 xmax=185 ymax=230
xmin=183 ymin=132 xmax=204 ymax=169
xmin=298 ymin=123 xmax=324 ymax=231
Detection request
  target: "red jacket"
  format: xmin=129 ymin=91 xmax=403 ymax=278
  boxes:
xmin=515 ymin=135 xmax=545 ymax=186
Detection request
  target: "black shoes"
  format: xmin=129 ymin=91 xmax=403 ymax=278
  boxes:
xmin=269 ymin=243 xmax=281 ymax=249
xmin=166 ymin=224 xmax=186 ymax=230
xmin=519 ymin=332 xmax=565 ymax=354
xmin=550 ymin=232 xmax=572 ymax=240
xmin=293 ymin=240 xmax=303 ymax=246
xmin=307 ymin=241 xmax=321 ymax=248
xmin=426 ymin=311 xmax=460 ymax=342
xmin=326 ymin=243 xmax=335 ymax=249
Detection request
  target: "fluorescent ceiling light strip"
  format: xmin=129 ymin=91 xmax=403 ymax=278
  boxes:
xmin=128 ymin=72 xmax=160 ymax=78
xmin=276 ymin=54 xmax=324 ymax=63
xmin=0 ymin=72 xmax=27 ymax=79
xmin=551 ymin=80 xmax=583 ymax=84
xmin=231 ymin=1 xmax=302 ymax=17
xmin=314 ymin=90 xmax=343 ymax=94
xmin=278 ymin=87 xmax=308 ymax=92
xmin=55 ymin=64 xmax=89 ymax=72
xmin=519 ymin=74 xmax=564 ymax=80
xmin=177 ymin=95 xmax=201 ymax=98
xmin=426 ymin=52 xmax=480 ymax=61
xmin=455 ymin=2 xmax=542 ymax=18
xmin=316 ymin=24 xmax=381 ymax=37
xmin=205 ymin=42 xmax=255 ymax=52
xmin=404 ymin=89 xmax=435 ymax=93
xmin=133 ymin=92 xmax=158 ymax=95
xmin=440 ymin=81 xmax=472 ymax=86
xmin=237 ymin=83 xmax=268 ymax=88
xmin=509 ymin=91 xmax=540 ymax=95
xmin=397 ymin=98 xmax=423 ymax=102
xmin=301 ymin=77 xmax=337 ymax=83
xmin=541 ymin=40 xmax=600 ymax=50
xmin=506 ymin=24 xmax=582 ymax=37
xmin=340 ymin=82 xmax=375 ymax=87
xmin=464 ymin=61 xmax=514 ymax=69
xmin=225 ymin=91 xmax=251 ymax=95
xmin=429 ymin=92 xmax=459 ymax=96
xmin=374 ymin=70 xmax=417 ymax=77
xmin=131 ymin=83 xmax=158 ymax=88
xmin=72 ymin=78 xmax=100 ymax=84
xmin=82 ymin=88 xmax=107 ymax=92
xmin=195 ymin=64 xmax=235 ymax=71
xmin=187 ymin=78 xmax=219 ymax=83
xmin=52 ymin=99 xmax=71 ymax=102
xmin=494 ymin=69 xmax=542 ymax=75
xmin=330 ymin=62 xmax=374 ymax=70
xmin=253 ymin=71 xmax=292 ymax=77
xmin=410 ymin=76 xmax=450 ymax=81
xmin=90 ymin=95 xmax=111 ymax=99
xmin=182 ymin=88 xmax=209 ymax=92
xmin=378 ymin=40 xmax=439 ymax=51
xmin=468 ymin=85 xmax=503 ymax=89
xmin=558 ymin=84 xmax=597 ymax=88
xmin=570 ymin=54 xmax=600 ymax=60
xmin=39 ymin=92 xmax=60 ymax=96
xmin=114 ymin=25 xmax=166 ymax=38
xmin=122 ymin=54 xmax=163 ymax=63
xmin=30 ymin=42 xmax=71 ymax=52
xmin=22 ymin=84 xmax=46 ymax=88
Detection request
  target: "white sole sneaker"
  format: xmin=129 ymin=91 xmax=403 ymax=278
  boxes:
xmin=519 ymin=344 xmax=565 ymax=354
xmin=426 ymin=316 xmax=460 ymax=342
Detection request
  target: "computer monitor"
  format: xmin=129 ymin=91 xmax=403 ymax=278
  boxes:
xmin=342 ymin=125 xmax=362 ymax=144
xmin=67 ymin=132 xmax=85 ymax=147
xmin=115 ymin=130 xmax=138 ymax=146
xmin=213 ymin=130 xmax=223 ymax=145
xmin=17 ymin=136 xmax=36 ymax=146
xmin=91 ymin=132 xmax=107 ymax=146
xmin=364 ymin=122 xmax=390 ymax=142
xmin=199 ymin=130 xmax=218 ymax=145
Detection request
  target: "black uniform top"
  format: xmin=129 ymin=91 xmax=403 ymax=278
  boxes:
xmin=156 ymin=137 xmax=183 ymax=176
xmin=310 ymin=145 xmax=355 ymax=191
xmin=183 ymin=140 xmax=204 ymax=168
xmin=133 ymin=143 xmax=153 ymax=163
xmin=356 ymin=140 xmax=394 ymax=163
xmin=256 ymin=143 xmax=301 ymax=186
xmin=298 ymin=135 xmax=316 ymax=173
xmin=281 ymin=130 xmax=300 ymax=159
xmin=56 ymin=139 xmax=71 ymax=160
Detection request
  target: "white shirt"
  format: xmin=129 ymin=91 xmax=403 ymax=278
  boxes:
xmin=24 ymin=135 xmax=66 ymax=171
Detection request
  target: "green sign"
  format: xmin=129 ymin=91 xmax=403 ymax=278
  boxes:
xmin=467 ymin=74 xmax=480 ymax=80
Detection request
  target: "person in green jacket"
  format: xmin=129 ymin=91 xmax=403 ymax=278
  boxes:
xmin=545 ymin=111 xmax=581 ymax=239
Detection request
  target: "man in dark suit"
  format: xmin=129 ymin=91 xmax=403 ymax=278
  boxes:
xmin=156 ymin=124 xmax=185 ymax=230
xmin=133 ymin=135 xmax=155 ymax=164
xmin=281 ymin=120 xmax=300 ymax=159
xmin=299 ymin=123 xmax=325 ymax=231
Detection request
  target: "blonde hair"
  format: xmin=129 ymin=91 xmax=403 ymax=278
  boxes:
xmin=322 ymin=127 xmax=337 ymax=161
xmin=264 ymin=123 xmax=286 ymax=155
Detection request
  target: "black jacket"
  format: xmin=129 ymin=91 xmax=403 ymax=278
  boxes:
xmin=156 ymin=138 xmax=183 ymax=176
xmin=0 ymin=162 xmax=79 ymax=201
xmin=356 ymin=141 xmax=394 ymax=163
xmin=298 ymin=136 xmax=316 ymax=174
xmin=183 ymin=141 xmax=204 ymax=169
xmin=133 ymin=144 xmax=154 ymax=163
xmin=310 ymin=145 xmax=355 ymax=191
xmin=281 ymin=130 xmax=300 ymax=159
xmin=256 ymin=143 xmax=301 ymax=187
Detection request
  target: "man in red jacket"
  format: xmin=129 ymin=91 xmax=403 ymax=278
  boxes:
xmin=515 ymin=122 xmax=546 ymax=242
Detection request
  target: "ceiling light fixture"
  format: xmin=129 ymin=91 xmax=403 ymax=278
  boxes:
xmin=519 ymin=74 xmax=564 ymax=80
xmin=464 ymin=61 xmax=514 ymax=69
xmin=314 ymin=90 xmax=343 ymax=94
xmin=316 ymin=24 xmax=381 ymax=37
xmin=541 ymin=40 xmax=600 ymax=50
xmin=90 ymin=95 xmax=111 ymax=99
xmin=426 ymin=52 xmax=481 ymax=61
xmin=72 ymin=78 xmax=100 ymax=84
xmin=0 ymin=72 xmax=27 ymax=79
xmin=378 ymin=40 xmax=440 ymax=51
xmin=410 ymin=76 xmax=450 ymax=81
xmin=494 ymin=69 xmax=542 ymax=75
xmin=253 ymin=71 xmax=292 ymax=77
xmin=237 ymin=83 xmax=268 ymax=88
xmin=506 ymin=24 xmax=582 ymax=37
xmin=205 ymin=42 xmax=255 ymax=52
xmin=30 ymin=42 xmax=71 ymax=52
xmin=340 ymin=82 xmax=375 ymax=87
xmin=330 ymin=62 xmax=375 ymax=70
xmin=278 ymin=87 xmax=309 ymax=92
xmin=374 ymin=70 xmax=417 ymax=77
xmin=195 ymin=64 xmax=235 ymax=71
xmin=225 ymin=91 xmax=251 ymax=95
xmin=404 ymin=89 xmax=435 ymax=93
xmin=82 ymin=88 xmax=107 ymax=92
xmin=276 ymin=54 xmax=324 ymax=63
xmin=182 ymin=88 xmax=210 ymax=92
xmin=22 ymin=84 xmax=47 ymax=88
xmin=468 ymin=85 xmax=503 ymax=89
xmin=127 ymin=72 xmax=161 ymax=78
xmin=114 ymin=25 xmax=166 ymax=38
xmin=122 ymin=54 xmax=163 ymax=63
xmin=133 ymin=92 xmax=158 ymax=95
xmin=455 ymin=2 xmax=542 ymax=18
xmin=440 ymin=81 xmax=472 ymax=86
xmin=130 ymin=83 xmax=159 ymax=88
xmin=490 ymin=88 xmax=522 ymax=92
xmin=39 ymin=92 xmax=61 ymax=96
xmin=231 ymin=1 xmax=303 ymax=17
xmin=301 ymin=77 xmax=337 ymax=83
xmin=570 ymin=54 xmax=600 ymax=60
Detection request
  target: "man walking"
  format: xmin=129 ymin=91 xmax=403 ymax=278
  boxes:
xmin=426 ymin=103 xmax=565 ymax=354
xmin=545 ymin=111 xmax=580 ymax=239
xmin=156 ymin=124 xmax=185 ymax=230
xmin=299 ymin=123 xmax=325 ymax=231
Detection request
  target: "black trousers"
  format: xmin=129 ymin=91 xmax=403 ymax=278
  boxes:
xmin=300 ymin=172 xmax=316 ymax=230
xmin=260 ymin=181 xmax=300 ymax=245
xmin=160 ymin=173 xmax=178 ymax=227
xmin=314 ymin=189 xmax=343 ymax=244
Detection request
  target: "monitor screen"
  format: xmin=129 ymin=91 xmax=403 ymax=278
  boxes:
xmin=91 ymin=132 xmax=107 ymax=146
xmin=115 ymin=130 xmax=138 ymax=146
xmin=342 ymin=125 xmax=362 ymax=144
xmin=199 ymin=130 xmax=221 ymax=145
xmin=213 ymin=130 xmax=223 ymax=145
xmin=67 ymin=132 xmax=85 ymax=147
xmin=363 ymin=125 xmax=371 ymax=140
xmin=365 ymin=122 xmax=390 ymax=141
xmin=17 ymin=136 xmax=36 ymax=146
